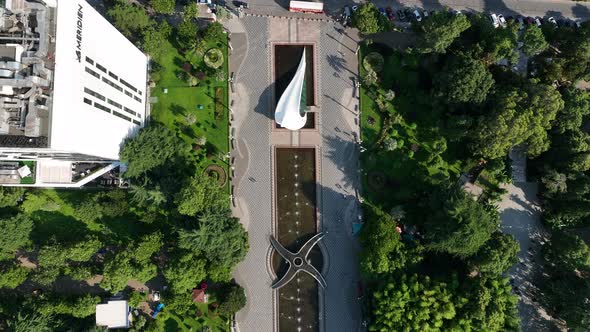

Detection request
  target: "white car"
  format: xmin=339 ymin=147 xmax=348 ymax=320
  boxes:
xmin=490 ymin=13 xmax=500 ymax=28
xmin=352 ymin=5 xmax=358 ymax=11
xmin=498 ymin=14 xmax=507 ymax=27
xmin=413 ymin=9 xmax=422 ymax=22
xmin=548 ymin=17 xmax=557 ymax=26
xmin=423 ymin=10 xmax=429 ymax=18
xmin=535 ymin=17 xmax=542 ymax=27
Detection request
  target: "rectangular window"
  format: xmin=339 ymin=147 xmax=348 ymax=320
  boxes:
xmin=96 ymin=63 xmax=107 ymax=73
xmin=112 ymin=111 xmax=131 ymax=122
xmin=84 ymin=87 xmax=105 ymax=101
xmin=102 ymin=77 xmax=123 ymax=92
xmin=120 ymin=79 xmax=138 ymax=92
xmin=107 ymin=99 xmax=122 ymax=109
xmin=109 ymin=72 xmax=118 ymax=80
xmin=85 ymin=56 xmax=94 ymax=65
xmin=133 ymin=96 xmax=142 ymax=103
xmin=133 ymin=120 xmax=141 ymax=125
xmin=124 ymin=90 xmax=133 ymax=98
xmin=123 ymin=107 xmax=136 ymax=117
xmin=85 ymin=67 xmax=100 ymax=79
xmin=83 ymin=97 xmax=92 ymax=105
xmin=138 ymin=90 xmax=143 ymax=96
xmin=93 ymin=102 xmax=110 ymax=113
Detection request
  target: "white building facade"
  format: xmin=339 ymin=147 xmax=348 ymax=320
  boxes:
xmin=0 ymin=0 xmax=148 ymax=187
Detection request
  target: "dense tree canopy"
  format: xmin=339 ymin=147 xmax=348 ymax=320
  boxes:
xmin=0 ymin=214 xmax=32 ymax=260
xmin=150 ymin=0 xmax=175 ymax=14
xmin=543 ymin=232 xmax=590 ymax=272
xmin=142 ymin=21 xmax=172 ymax=61
xmin=416 ymin=11 xmax=471 ymax=54
xmin=178 ymin=209 xmax=248 ymax=280
xmin=520 ymin=24 xmax=549 ymax=56
xmin=107 ymin=3 xmax=151 ymax=39
xmin=352 ymin=4 xmax=382 ymax=34
xmin=434 ymin=54 xmax=494 ymax=104
xmin=468 ymin=232 xmax=519 ymax=275
xmin=423 ymin=187 xmax=499 ymax=258
xmin=120 ymin=125 xmax=188 ymax=178
xmin=175 ymin=176 xmax=227 ymax=216
xmin=163 ymin=252 xmax=206 ymax=294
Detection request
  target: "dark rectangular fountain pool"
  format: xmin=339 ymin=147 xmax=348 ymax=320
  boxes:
xmin=274 ymin=148 xmax=320 ymax=332
xmin=274 ymin=44 xmax=315 ymax=129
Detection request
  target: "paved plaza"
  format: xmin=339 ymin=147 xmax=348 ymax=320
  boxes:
xmin=227 ymin=13 xmax=363 ymax=332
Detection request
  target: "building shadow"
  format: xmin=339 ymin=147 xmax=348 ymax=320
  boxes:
xmin=273 ymin=0 xmax=290 ymax=10
xmin=572 ymin=3 xmax=590 ymax=20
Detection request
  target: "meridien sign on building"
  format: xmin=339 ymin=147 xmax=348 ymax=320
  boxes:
xmin=75 ymin=4 xmax=83 ymax=62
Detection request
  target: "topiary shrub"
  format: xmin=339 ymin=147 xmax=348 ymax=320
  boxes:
xmin=204 ymin=48 xmax=224 ymax=69
xmin=363 ymin=52 xmax=384 ymax=72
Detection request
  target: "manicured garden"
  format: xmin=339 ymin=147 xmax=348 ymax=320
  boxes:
xmin=150 ymin=29 xmax=230 ymax=181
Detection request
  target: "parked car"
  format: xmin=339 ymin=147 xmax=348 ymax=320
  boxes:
xmin=548 ymin=17 xmax=558 ymax=26
xmin=575 ymin=21 xmax=582 ymax=29
xmin=517 ymin=16 xmax=525 ymax=29
xmin=423 ymin=10 xmax=429 ymax=18
xmin=498 ymin=14 xmax=507 ymax=27
xmin=379 ymin=7 xmax=386 ymax=17
xmin=352 ymin=5 xmax=358 ymax=11
xmin=525 ymin=16 xmax=535 ymax=25
xmin=535 ymin=17 xmax=542 ymax=27
xmin=490 ymin=13 xmax=500 ymax=28
xmin=413 ymin=9 xmax=422 ymax=22
xmin=233 ymin=0 xmax=248 ymax=8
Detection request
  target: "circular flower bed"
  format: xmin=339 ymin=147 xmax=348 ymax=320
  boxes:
xmin=363 ymin=52 xmax=384 ymax=73
xmin=205 ymin=164 xmax=227 ymax=187
xmin=204 ymin=48 xmax=224 ymax=69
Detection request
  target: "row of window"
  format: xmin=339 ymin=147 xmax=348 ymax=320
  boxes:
xmin=83 ymin=97 xmax=141 ymax=126
xmin=83 ymin=87 xmax=141 ymax=119
xmin=85 ymin=56 xmax=143 ymax=97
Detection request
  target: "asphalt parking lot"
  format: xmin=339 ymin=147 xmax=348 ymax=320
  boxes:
xmin=237 ymin=0 xmax=590 ymax=21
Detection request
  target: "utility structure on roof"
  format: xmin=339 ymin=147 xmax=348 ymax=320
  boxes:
xmin=0 ymin=0 xmax=148 ymax=187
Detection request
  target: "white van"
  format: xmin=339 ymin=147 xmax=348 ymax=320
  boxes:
xmin=413 ymin=9 xmax=422 ymax=22
xmin=490 ymin=13 xmax=500 ymax=28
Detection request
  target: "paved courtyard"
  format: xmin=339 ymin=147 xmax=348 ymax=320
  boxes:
xmin=227 ymin=13 xmax=362 ymax=332
xmin=499 ymin=183 xmax=563 ymax=332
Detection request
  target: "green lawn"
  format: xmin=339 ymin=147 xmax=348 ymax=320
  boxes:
xmin=151 ymin=34 xmax=230 ymax=178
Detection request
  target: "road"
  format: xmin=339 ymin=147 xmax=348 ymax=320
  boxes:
xmin=242 ymin=0 xmax=590 ymax=21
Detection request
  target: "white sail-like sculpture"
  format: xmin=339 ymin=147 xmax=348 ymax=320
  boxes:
xmin=275 ymin=49 xmax=307 ymax=130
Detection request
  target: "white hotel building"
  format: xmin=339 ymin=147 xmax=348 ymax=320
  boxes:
xmin=0 ymin=0 xmax=149 ymax=187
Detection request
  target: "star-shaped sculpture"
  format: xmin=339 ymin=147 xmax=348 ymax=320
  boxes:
xmin=270 ymin=232 xmax=327 ymax=289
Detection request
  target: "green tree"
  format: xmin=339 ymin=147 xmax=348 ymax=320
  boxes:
xmin=132 ymin=231 xmax=163 ymax=264
xmin=150 ymin=0 xmax=175 ymax=14
xmin=101 ymin=252 xmax=157 ymax=292
xmin=369 ymin=274 xmax=464 ymax=331
xmin=74 ymin=200 xmax=103 ymax=223
xmin=163 ymin=252 xmax=206 ymax=293
xmin=0 ymin=214 xmax=33 ymax=260
xmin=468 ymin=232 xmax=519 ymax=275
xmin=107 ymin=3 xmax=151 ymax=39
xmin=434 ymin=54 xmax=494 ymax=104
xmin=361 ymin=68 xmax=378 ymax=86
xmin=471 ymin=83 xmax=563 ymax=159
xmin=542 ymin=272 xmax=590 ymax=331
xmin=359 ymin=204 xmax=422 ymax=278
xmin=520 ymin=24 xmax=549 ymax=56
xmin=352 ymin=3 xmax=381 ymax=34
xmin=458 ymin=277 xmax=520 ymax=331
xmin=217 ymin=284 xmax=246 ymax=316
xmin=175 ymin=176 xmax=227 ymax=216
xmin=203 ymin=22 xmax=225 ymax=41
xmin=120 ymin=125 xmax=187 ymax=178
xmin=541 ymin=169 xmax=568 ymax=195
xmin=183 ymin=2 xmax=199 ymax=21
xmin=0 ymin=187 xmax=24 ymax=208
xmin=142 ymin=21 xmax=172 ymax=61
xmin=543 ymin=232 xmax=590 ymax=272
xmin=37 ymin=294 xmax=101 ymax=318
xmin=416 ymin=11 xmax=471 ymax=53
xmin=0 ymin=262 xmax=29 ymax=289
xmin=424 ymin=187 xmax=499 ymax=258
xmin=178 ymin=209 xmax=248 ymax=278
xmin=5 ymin=312 xmax=53 ymax=332
xmin=176 ymin=20 xmax=198 ymax=50
xmin=555 ymin=87 xmax=590 ymax=134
